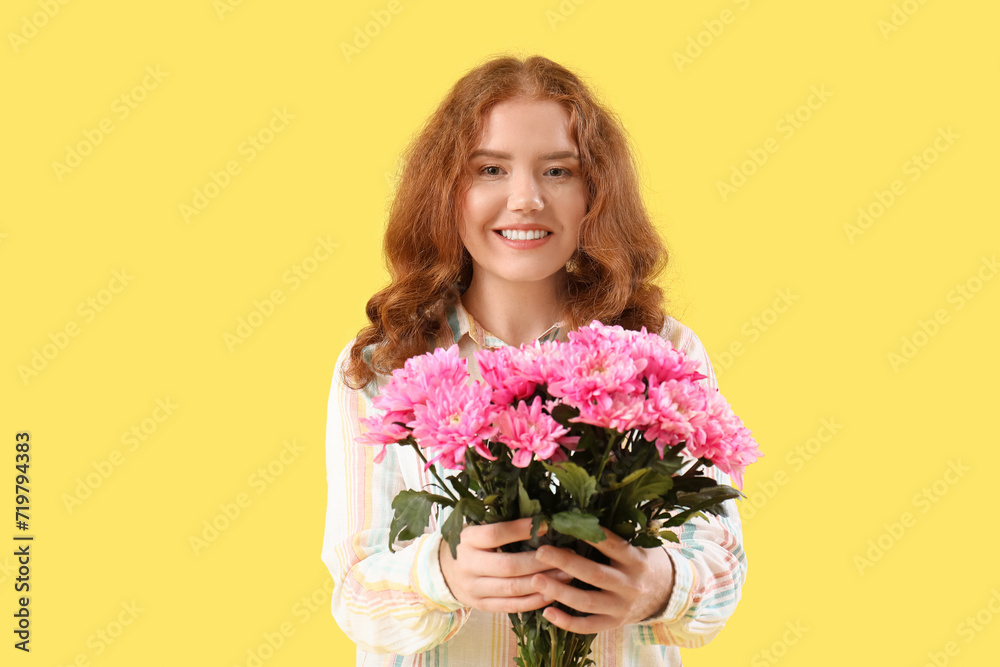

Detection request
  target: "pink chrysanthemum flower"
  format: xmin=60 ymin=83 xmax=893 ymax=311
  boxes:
xmin=373 ymin=345 xmax=468 ymax=418
xmin=686 ymin=390 xmax=762 ymax=488
xmin=569 ymin=320 xmax=646 ymax=351
xmin=642 ymin=379 xmax=709 ymax=455
xmin=715 ymin=426 xmax=759 ymax=489
xmin=630 ymin=334 xmax=705 ymax=386
xmin=475 ymin=346 xmax=537 ymax=406
xmin=496 ymin=396 xmax=578 ymax=468
xmin=357 ymin=345 xmax=471 ymax=461
xmin=409 ymin=382 xmax=499 ymax=470
xmin=569 ymin=390 xmax=648 ymax=433
xmin=355 ymin=418 xmax=411 ymax=464
xmin=547 ymin=330 xmax=645 ymax=407
xmin=512 ymin=340 xmax=564 ymax=384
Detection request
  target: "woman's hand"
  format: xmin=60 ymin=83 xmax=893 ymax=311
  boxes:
xmin=531 ymin=528 xmax=675 ymax=634
xmin=439 ymin=517 xmax=573 ymax=613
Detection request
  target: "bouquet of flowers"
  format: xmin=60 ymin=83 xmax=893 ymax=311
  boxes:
xmin=357 ymin=321 xmax=761 ymax=667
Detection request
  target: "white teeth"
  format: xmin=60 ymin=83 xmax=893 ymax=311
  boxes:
xmin=499 ymin=229 xmax=549 ymax=241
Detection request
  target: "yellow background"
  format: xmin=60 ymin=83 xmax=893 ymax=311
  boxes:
xmin=2 ymin=0 xmax=998 ymax=665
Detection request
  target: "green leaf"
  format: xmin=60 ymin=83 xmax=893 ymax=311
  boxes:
xmin=441 ymin=510 xmax=463 ymax=560
xmin=612 ymin=522 xmax=637 ymax=540
xmin=423 ymin=492 xmax=457 ymax=506
xmin=625 ymin=506 xmax=647 ymax=527
xmin=676 ymin=484 xmax=743 ymax=508
xmin=549 ymin=402 xmax=579 ymax=427
xmin=518 ymin=480 xmax=541 ymax=517
xmin=659 ymin=530 xmax=680 ymax=543
xmin=631 ymin=471 xmax=674 ymax=501
xmin=389 ymin=490 xmax=439 ymax=550
xmin=650 ymin=452 xmax=686 ymax=476
xmin=440 ymin=497 xmax=487 ymax=559
xmin=458 ymin=496 xmax=486 ymax=522
xmin=673 ymin=484 xmax=742 ymax=523
xmin=631 ymin=532 xmax=661 ymax=548
xmin=529 ymin=514 xmax=549 ymax=545
xmin=663 ymin=503 xmax=713 ymax=528
xmin=446 ymin=473 xmax=476 ymax=500
xmin=606 ymin=468 xmax=650 ymax=491
xmin=551 ymin=510 xmax=605 ymax=542
xmin=543 ymin=461 xmax=597 ymax=507
xmin=672 ymin=475 xmax=718 ymax=493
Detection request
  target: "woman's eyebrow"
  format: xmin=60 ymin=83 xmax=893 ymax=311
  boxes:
xmin=469 ymin=149 xmax=580 ymax=161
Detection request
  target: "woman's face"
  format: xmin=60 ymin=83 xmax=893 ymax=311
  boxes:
xmin=459 ymin=98 xmax=588 ymax=293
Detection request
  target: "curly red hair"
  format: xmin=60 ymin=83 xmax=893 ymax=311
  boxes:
xmin=345 ymin=54 xmax=669 ymax=389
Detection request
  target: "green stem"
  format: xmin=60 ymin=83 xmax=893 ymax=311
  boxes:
xmin=592 ymin=430 xmax=620 ymax=486
xmin=465 ymin=446 xmax=488 ymax=494
xmin=609 ymin=490 xmax=623 ymax=532
xmin=641 ymin=437 xmax=658 ymax=468
xmin=682 ymin=457 xmax=705 ymax=478
xmin=408 ymin=441 xmax=459 ymax=503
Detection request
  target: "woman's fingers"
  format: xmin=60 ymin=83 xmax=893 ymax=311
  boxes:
xmin=453 ymin=544 xmax=554 ymax=578
xmin=473 ymin=592 xmax=553 ymax=614
xmin=583 ymin=528 xmax=636 ymax=565
xmin=541 ymin=606 xmax=616 ymax=634
xmin=440 ymin=519 xmax=571 ymax=613
xmin=460 ymin=517 xmax=538 ymax=549
xmin=468 ymin=575 xmax=551 ymax=603
xmin=530 ymin=545 xmax=624 ymax=619
xmin=531 ymin=537 xmax=676 ymax=631
xmin=533 ymin=544 xmax=624 ymax=591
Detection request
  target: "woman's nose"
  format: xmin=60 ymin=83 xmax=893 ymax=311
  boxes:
xmin=507 ymin=173 xmax=543 ymax=213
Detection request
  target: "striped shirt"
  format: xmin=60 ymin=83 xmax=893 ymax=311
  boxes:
xmin=322 ymin=300 xmax=747 ymax=666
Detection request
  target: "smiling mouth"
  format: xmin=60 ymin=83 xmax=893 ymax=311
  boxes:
xmin=496 ymin=229 xmax=550 ymax=241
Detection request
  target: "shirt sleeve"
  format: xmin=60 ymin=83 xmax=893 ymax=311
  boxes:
xmin=320 ymin=340 xmax=471 ymax=655
xmin=633 ymin=326 xmax=748 ymax=648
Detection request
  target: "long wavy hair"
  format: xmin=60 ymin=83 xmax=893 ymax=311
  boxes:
xmin=345 ymin=54 xmax=669 ymax=390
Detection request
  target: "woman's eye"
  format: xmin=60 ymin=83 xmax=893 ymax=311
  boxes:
xmin=481 ymin=165 xmax=502 ymax=176
xmin=546 ymin=167 xmax=571 ymax=177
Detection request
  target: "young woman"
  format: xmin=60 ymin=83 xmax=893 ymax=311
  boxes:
xmin=322 ymin=54 xmax=746 ymax=666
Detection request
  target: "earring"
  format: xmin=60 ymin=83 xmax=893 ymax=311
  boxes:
xmin=566 ymin=252 xmax=580 ymax=273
